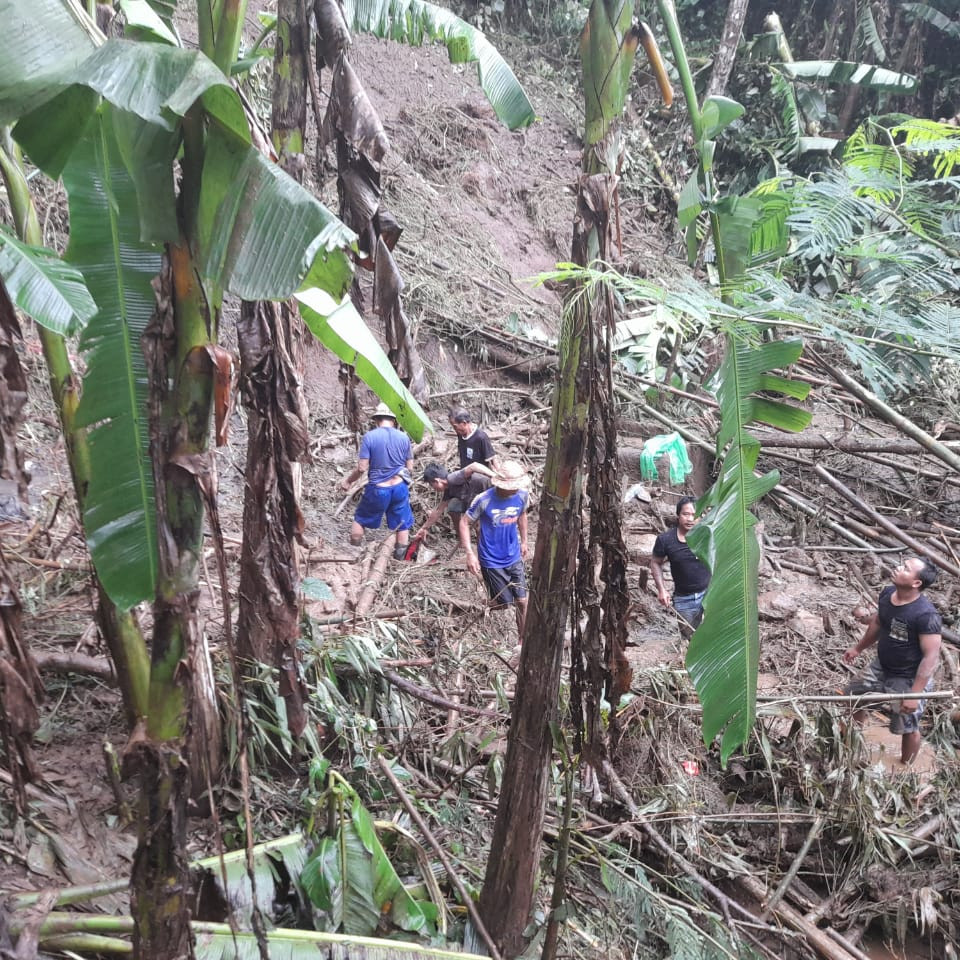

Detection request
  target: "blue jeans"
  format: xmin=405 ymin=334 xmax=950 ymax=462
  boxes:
xmin=673 ymin=590 xmax=705 ymax=628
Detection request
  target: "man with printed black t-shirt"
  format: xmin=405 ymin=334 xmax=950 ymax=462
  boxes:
xmin=843 ymin=556 xmax=942 ymax=765
xmin=448 ymin=407 xmax=497 ymax=470
xmin=650 ymin=497 xmax=711 ymax=629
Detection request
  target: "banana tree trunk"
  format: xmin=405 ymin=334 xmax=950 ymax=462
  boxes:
xmin=234 ymin=0 xmax=311 ymax=735
xmin=478 ymin=1 xmax=636 ymax=953
xmin=132 ymin=238 xmax=215 ymax=960
xmin=236 ymin=299 xmax=309 ymax=736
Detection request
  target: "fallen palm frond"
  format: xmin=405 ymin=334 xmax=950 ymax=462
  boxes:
xmin=3 ymin=914 xmax=488 ymax=960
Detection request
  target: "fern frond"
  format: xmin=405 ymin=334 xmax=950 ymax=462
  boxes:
xmin=786 ymin=171 xmax=879 ymax=260
xmin=891 ymin=118 xmax=960 ymax=178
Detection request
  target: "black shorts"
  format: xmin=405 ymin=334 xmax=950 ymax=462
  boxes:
xmin=481 ymin=562 xmax=527 ymax=606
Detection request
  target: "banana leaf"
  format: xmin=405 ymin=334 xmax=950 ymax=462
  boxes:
xmin=686 ymin=332 xmax=811 ymax=764
xmin=0 ymin=226 xmax=97 ymax=336
xmin=296 ymin=289 xmax=432 ymax=442
xmin=192 ymin=923 xmax=486 ymax=960
xmin=12 ymin=39 xmax=248 ymax=179
xmin=117 ymin=0 xmax=179 ymax=45
xmin=64 ymin=107 xmax=161 ymax=610
xmin=779 ymin=60 xmax=918 ymax=93
xmin=0 ymin=0 xmax=99 ymax=123
xmin=342 ymin=0 xmax=535 ymax=130
xmin=192 ymin=834 xmax=310 ymax=927
xmin=301 ymin=794 xmax=433 ymax=937
xmin=197 ymin=122 xmax=355 ymax=304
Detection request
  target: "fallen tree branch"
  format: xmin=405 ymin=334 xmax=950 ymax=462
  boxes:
xmin=30 ymin=652 xmax=116 ymax=682
xmin=734 ymin=873 xmax=863 ymax=960
xmin=759 ymin=815 xmax=823 ymax=922
xmin=812 ymin=464 xmax=960 ymax=578
xmin=810 ymin=350 xmax=960 ymax=476
xmin=376 ymin=756 xmax=503 ymax=960
xmin=600 ymin=760 xmax=754 ymax=928
xmin=382 ymin=669 xmax=506 ymax=720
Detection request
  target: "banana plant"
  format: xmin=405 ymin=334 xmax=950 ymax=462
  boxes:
xmin=478 ymin=0 xmax=671 ymax=952
xmin=656 ymin=0 xmax=813 ymax=763
xmin=0 ymin=1 xmax=431 ymax=956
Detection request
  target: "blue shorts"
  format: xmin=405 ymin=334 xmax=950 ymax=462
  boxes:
xmin=354 ymin=483 xmax=414 ymax=531
xmin=481 ymin=562 xmax=527 ymax=607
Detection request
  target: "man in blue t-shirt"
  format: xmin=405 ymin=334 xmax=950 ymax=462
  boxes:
xmin=459 ymin=460 xmax=530 ymax=641
xmin=340 ymin=403 xmax=414 ymax=560
xmin=843 ymin=556 xmax=942 ymax=765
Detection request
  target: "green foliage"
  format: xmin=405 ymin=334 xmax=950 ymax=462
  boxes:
xmin=65 ymin=109 xmax=161 ymax=609
xmin=687 ymin=332 xmax=811 ymax=763
xmin=296 ymin=290 xmax=432 ymax=441
xmin=902 ymin=2 xmax=960 ymax=39
xmin=301 ymin=776 xmax=435 ymax=938
xmin=0 ymin=226 xmax=97 ymax=337
xmin=892 ymin=118 xmax=960 ymax=178
xmin=342 ymin=0 xmax=535 ymax=130
xmin=779 ymin=60 xmax=918 ymax=93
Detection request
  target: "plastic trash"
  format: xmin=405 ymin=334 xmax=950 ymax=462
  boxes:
xmin=639 ymin=432 xmax=693 ymax=485
xmin=623 ymin=481 xmax=652 ymax=504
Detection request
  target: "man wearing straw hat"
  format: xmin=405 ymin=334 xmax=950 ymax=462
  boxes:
xmin=340 ymin=402 xmax=414 ymax=560
xmin=459 ymin=460 xmax=530 ymax=641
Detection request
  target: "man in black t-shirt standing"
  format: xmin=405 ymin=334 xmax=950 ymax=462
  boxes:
xmin=843 ymin=556 xmax=942 ymax=765
xmin=650 ymin=497 xmax=711 ymax=630
xmin=449 ymin=407 xmax=498 ymax=470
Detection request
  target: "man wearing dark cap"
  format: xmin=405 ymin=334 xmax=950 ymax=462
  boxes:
xmin=414 ymin=461 xmax=494 ymax=543
xmin=448 ymin=407 xmax=497 ymax=470
xmin=340 ymin=402 xmax=414 ymax=559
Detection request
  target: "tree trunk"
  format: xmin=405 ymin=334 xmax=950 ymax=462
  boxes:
xmin=233 ymin=0 xmax=311 ymax=737
xmin=706 ymin=0 xmax=749 ymax=97
xmin=236 ymin=300 xmax=309 ymax=736
xmin=132 ymin=240 xmax=213 ymax=960
xmin=478 ymin=1 xmax=637 ymax=952
xmin=0 ymin=544 xmax=42 ymax=811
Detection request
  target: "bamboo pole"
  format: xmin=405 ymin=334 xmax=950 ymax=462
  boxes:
xmin=734 ymin=874 xmax=862 ymax=960
xmin=354 ymin=534 xmax=397 ymax=617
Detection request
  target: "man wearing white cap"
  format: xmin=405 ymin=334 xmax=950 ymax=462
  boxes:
xmin=340 ymin=402 xmax=414 ymax=560
xmin=459 ymin=460 xmax=530 ymax=640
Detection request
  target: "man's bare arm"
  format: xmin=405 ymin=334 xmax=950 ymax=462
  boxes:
xmin=459 ymin=513 xmax=480 ymax=576
xmin=843 ymin=613 xmax=881 ymax=664
xmin=649 ymin=554 xmax=669 ymax=606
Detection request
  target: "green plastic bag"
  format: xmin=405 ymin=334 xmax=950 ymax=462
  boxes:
xmin=640 ymin=432 xmax=693 ymax=485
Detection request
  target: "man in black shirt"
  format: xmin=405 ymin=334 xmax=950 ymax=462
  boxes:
xmin=650 ymin=497 xmax=711 ymax=629
xmin=414 ymin=461 xmax=493 ymax=543
xmin=449 ymin=407 xmax=498 ymax=470
xmin=843 ymin=556 xmax=942 ymax=765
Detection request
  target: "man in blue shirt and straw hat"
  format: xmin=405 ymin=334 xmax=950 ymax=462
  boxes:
xmin=340 ymin=402 xmax=414 ymax=560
